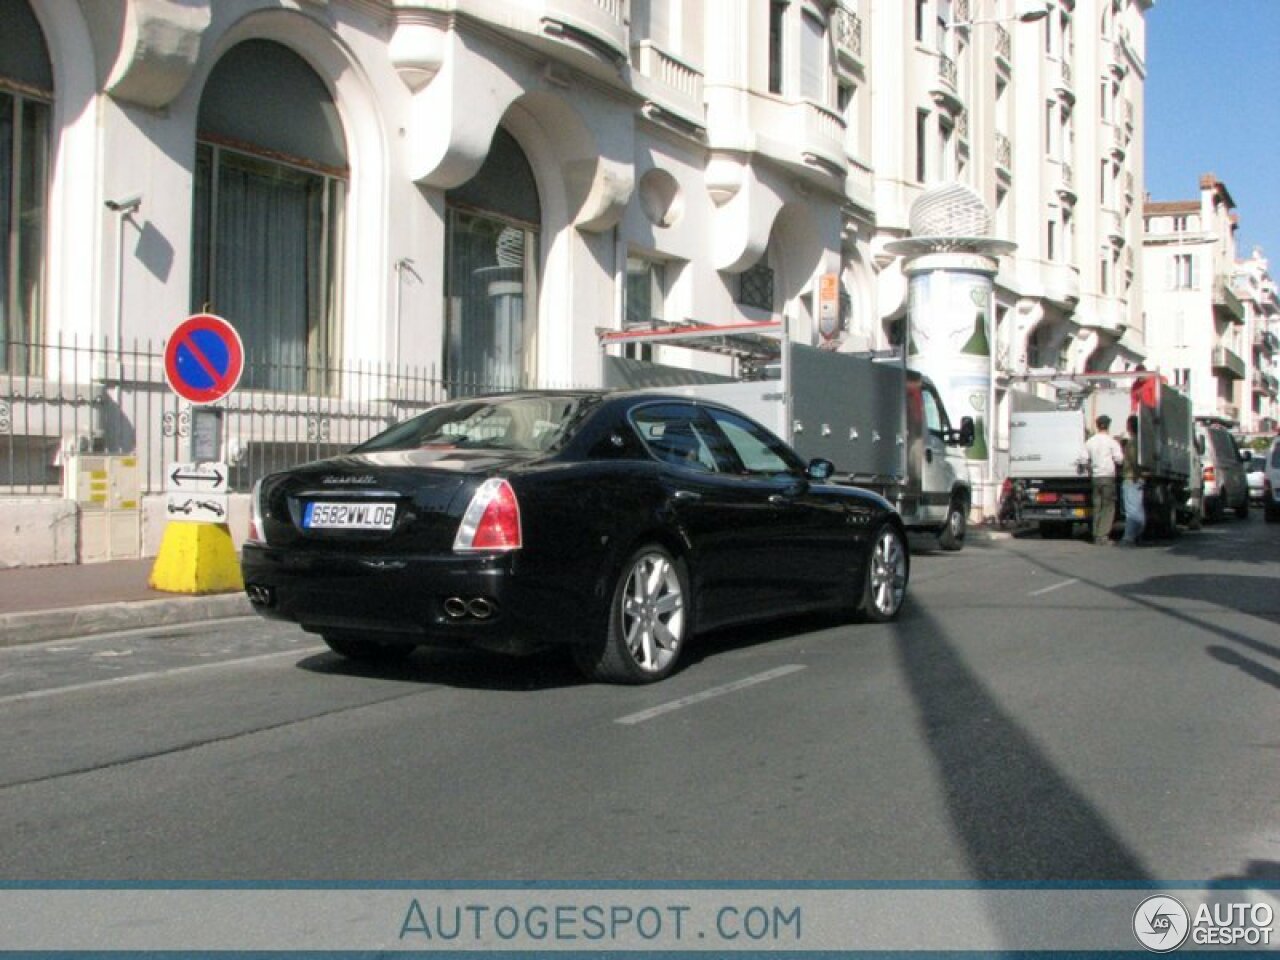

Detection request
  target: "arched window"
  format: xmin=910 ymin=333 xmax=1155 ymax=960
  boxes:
xmin=444 ymin=127 xmax=541 ymax=390
xmin=191 ymin=40 xmax=347 ymax=393
xmin=0 ymin=0 xmax=52 ymax=372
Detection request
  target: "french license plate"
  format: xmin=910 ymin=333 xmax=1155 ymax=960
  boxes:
xmin=304 ymin=501 xmax=396 ymax=531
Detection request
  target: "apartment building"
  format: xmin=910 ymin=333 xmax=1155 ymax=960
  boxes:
xmin=1 ymin=0 xmax=1151 ymax=554
xmin=1142 ymin=174 xmax=1279 ymax=433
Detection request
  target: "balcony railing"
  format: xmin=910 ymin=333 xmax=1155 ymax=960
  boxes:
xmin=994 ymin=131 xmax=1012 ymax=173
xmin=833 ymin=6 xmax=864 ymax=65
xmin=1102 ymin=207 xmax=1124 ymax=242
xmin=938 ymin=54 xmax=957 ymax=89
xmin=995 ymin=24 xmax=1011 ymax=65
xmin=1054 ymin=162 xmax=1075 ymax=198
xmin=632 ymin=40 xmax=704 ymax=106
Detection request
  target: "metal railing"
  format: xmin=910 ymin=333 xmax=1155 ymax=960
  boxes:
xmin=0 ymin=338 xmax=544 ymax=497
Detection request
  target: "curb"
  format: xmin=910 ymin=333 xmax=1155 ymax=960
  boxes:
xmin=0 ymin=593 xmax=253 ymax=649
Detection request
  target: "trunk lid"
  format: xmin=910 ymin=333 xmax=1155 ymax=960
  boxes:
xmin=259 ymin=449 xmax=536 ymax=553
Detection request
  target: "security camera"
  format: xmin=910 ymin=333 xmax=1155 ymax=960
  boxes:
xmin=105 ymin=194 xmax=142 ymax=214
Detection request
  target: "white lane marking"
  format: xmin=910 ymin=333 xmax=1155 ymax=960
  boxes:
xmin=615 ymin=664 xmax=807 ymax=726
xmin=1029 ymin=578 xmax=1080 ymax=597
xmin=0 ymin=646 xmax=322 ymax=707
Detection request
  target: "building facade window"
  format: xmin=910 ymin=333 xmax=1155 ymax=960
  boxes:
xmin=768 ymin=0 xmax=787 ymax=94
xmin=0 ymin=0 xmax=52 ymax=372
xmin=1171 ymin=252 xmax=1198 ymax=290
xmin=737 ymin=260 xmax=775 ymax=312
xmin=624 ymin=255 xmax=667 ymax=361
xmin=916 ymin=110 xmax=930 ymax=183
xmin=626 ymin=256 xmax=667 ymax=330
xmin=800 ymin=7 xmax=827 ymax=102
xmin=191 ymin=40 xmax=348 ymax=393
xmin=445 ymin=127 xmax=541 ymax=391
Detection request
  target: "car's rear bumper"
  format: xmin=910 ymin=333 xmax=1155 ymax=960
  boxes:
xmin=241 ymin=543 xmax=597 ymax=654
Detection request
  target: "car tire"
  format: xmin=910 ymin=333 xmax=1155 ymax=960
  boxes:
xmin=856 ymin=524 xmax=908 ymax=623
xmin=1203 ymin=496 xmax=1224 ymax=523
xmin=1234 ymin=498 xmax=1249 ymax=520
xmin=322 ymin=633 xmax=414 ymax=664
xmin=1146 ymin=488 xmax=1176 ymax=539
xmin=574 ymin=545 xmax=689 ymax=684
xmin=1267 ymin=506 xmax=1280 ymax=524
xmin=937 ymin=500 xmax=967 ymax=551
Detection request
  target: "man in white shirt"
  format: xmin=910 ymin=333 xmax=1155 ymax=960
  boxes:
xmin=1080 ymin=414 xmax=1124 ymax=544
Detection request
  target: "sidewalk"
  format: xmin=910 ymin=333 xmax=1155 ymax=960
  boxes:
xmin=0 ymin=557 xmax=251 ymax=648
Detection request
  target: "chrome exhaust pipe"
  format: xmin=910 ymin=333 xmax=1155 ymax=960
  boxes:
xmin=443 ymin=597 xmax=468 ymax=619
xmin=467 ymin=597 xmax=495 ymax=620
xmin=246 ymin=584 xmax=273 ymax=607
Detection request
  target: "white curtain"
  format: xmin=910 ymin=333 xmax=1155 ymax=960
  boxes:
xmin=194 ymin=147 xmax=340 ymax=392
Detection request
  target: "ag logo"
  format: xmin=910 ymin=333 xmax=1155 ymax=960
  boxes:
xmin=1133 ymin=895 xmax=1190 ymax=952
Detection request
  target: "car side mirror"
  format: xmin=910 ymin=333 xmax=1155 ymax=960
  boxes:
xmin=951 ymin=416 xmax=976 ymax=448
xmin=807 ymin=458 xmax=835 ymax=482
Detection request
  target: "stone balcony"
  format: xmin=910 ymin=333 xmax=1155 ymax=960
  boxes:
xmin=1212 ymin=345 xmax=1246 ymax=380
xmin=631 ymin=40 xmax=705 ymax=131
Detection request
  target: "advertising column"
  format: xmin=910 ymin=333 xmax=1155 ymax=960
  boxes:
xmin=903 ymin=252 xmax=1001 ymax=515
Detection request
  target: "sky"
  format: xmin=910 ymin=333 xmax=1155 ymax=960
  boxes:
xmin=1144 ymin=0 xmax=1280 ymax=266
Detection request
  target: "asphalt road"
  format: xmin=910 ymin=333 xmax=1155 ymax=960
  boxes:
xmin=0 ymin=519 xmax=1276 ymax=883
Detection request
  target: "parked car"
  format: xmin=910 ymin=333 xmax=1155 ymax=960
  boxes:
xmin=1244 ymin=453 xmax=1268 ymax=504
xmin=241 ymin=391 xmax=909 ymax=683
xmin=1265 ymin=438 xmax=1280 ymax=524
xmin=1195 ymin=419 xmax=1249 ymax=521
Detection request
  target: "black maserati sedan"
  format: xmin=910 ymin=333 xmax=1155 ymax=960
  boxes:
xmin=241 ymin=391 xmax=908 ymax=683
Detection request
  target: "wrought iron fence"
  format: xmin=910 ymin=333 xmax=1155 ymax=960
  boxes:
xmin=0 ymin=338 xmax=546 ymax=497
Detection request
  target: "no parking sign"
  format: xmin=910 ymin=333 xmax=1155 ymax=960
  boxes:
xmin=163 ymin=313 xmax=244 ymax=405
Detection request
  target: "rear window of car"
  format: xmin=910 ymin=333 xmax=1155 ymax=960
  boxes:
xmin=355 ymin=396 xmax=589 ymax=453
xmin=1206 ymin=428 xmax=1237 ymax=464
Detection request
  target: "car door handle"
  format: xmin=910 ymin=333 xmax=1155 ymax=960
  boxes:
xmin=672 ymin=490 xmax=702 ymax=502
xmin=925 ymin=448 xmax=934 ymax=464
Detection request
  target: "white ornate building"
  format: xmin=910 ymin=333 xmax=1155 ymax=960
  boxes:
xmin=2 ymin=0 xmax=1152 ymax=526
xmin=1142 ymin=175 xmax=1280 ymax=435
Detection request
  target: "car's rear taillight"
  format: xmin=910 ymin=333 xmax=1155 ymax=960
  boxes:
xmin=1203 ymin=465 xmax=1217 ymax=484
xmin=247 ymin=478 xmax=266 ymax=544
xmin=454 ymin=479 xmax=522 ymax=552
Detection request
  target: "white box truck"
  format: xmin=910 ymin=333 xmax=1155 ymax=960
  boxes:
xmin=1007 ymin=372 xmax=1195 ymax=538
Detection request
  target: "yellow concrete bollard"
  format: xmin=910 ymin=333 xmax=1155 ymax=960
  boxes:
xmin=149 ymin=521 xmax=244 ymax=594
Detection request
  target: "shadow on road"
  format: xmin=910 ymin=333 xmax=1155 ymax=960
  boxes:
xmin=1121 ymin=573 xmax=1280 ymax=628
xmin=297 ymin=646 xmax=586 ymax=692
xmin=890 ymin=605 xmax=1150 ymax=881
xmin=1011 ymin=543 xmax=1280 ymax=697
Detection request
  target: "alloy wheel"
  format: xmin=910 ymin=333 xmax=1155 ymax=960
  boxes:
xmin=620 ymin=551 xmax=686 ymax=673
